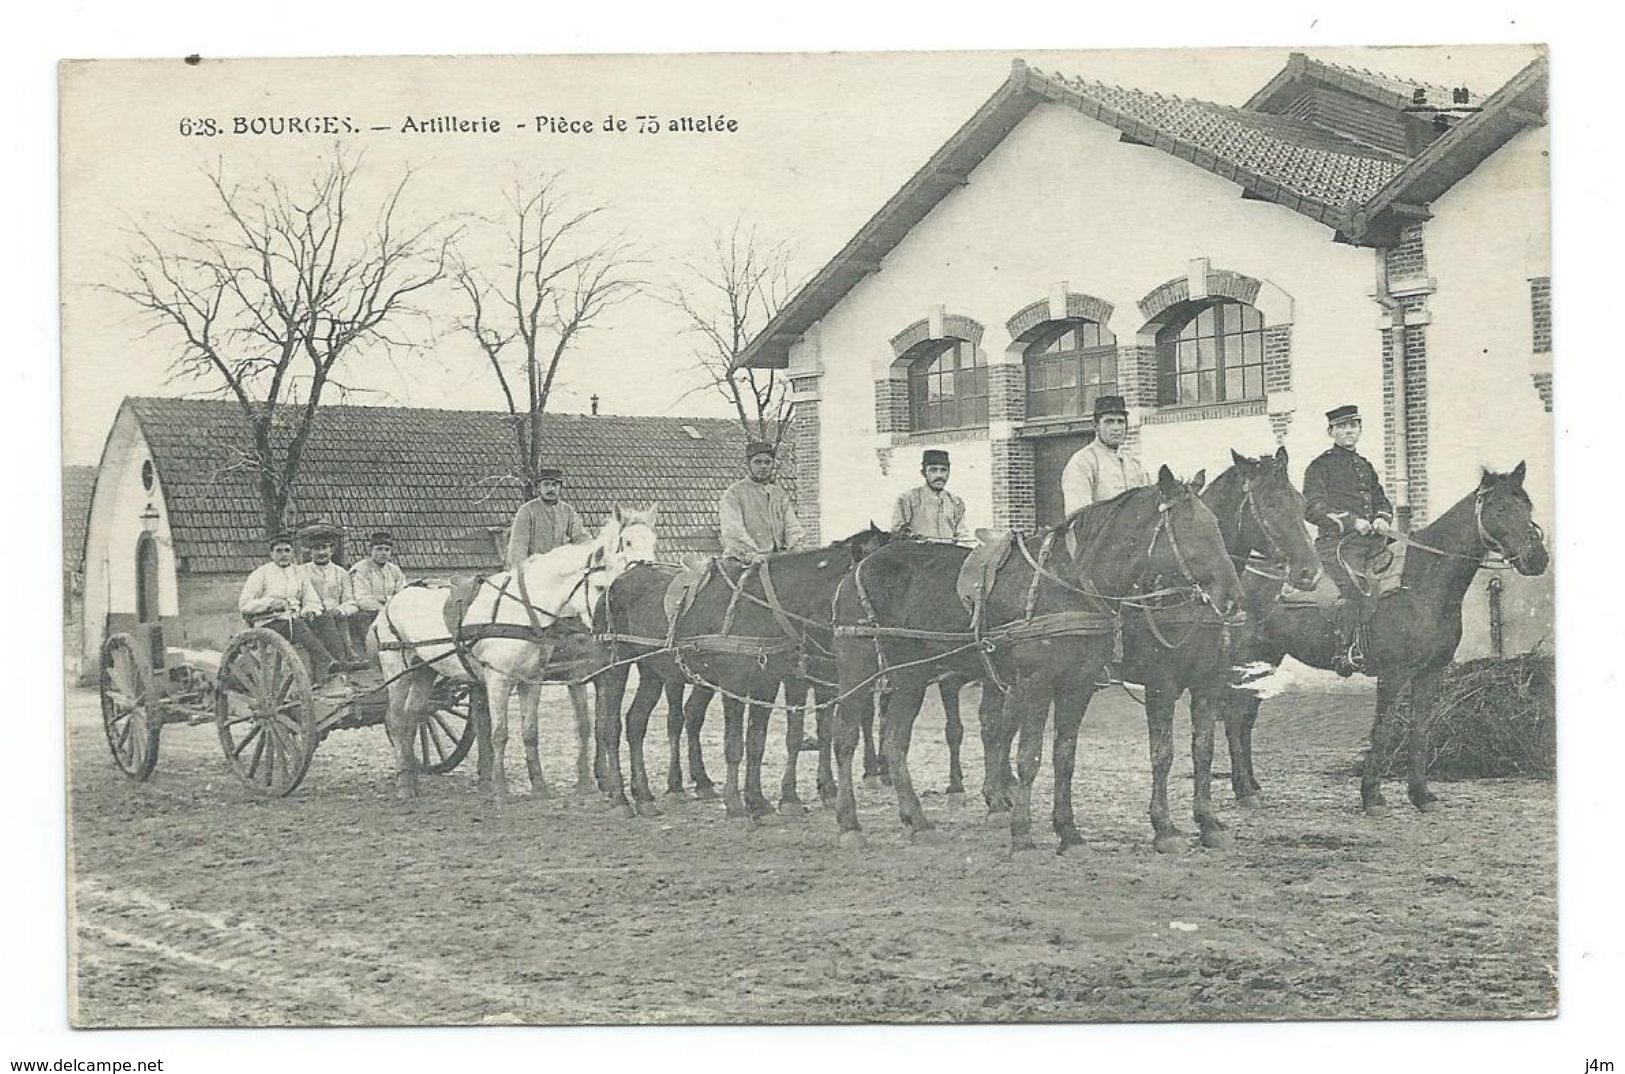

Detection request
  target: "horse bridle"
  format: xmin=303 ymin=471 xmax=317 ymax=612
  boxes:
xmin=1471 ymin=487 xmax=1543 ymax=570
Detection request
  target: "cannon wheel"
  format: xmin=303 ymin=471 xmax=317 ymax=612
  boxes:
xmin=99 ymin=632 xmax=161 ymax=781
xmin=414 ymin=679 xmax=482 ymax=775
xmin=214 ymin=627 xmax=319 ymax=797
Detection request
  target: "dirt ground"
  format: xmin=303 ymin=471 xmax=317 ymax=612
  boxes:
xmin=66 ymin=677 xmax=1557 ymax=1026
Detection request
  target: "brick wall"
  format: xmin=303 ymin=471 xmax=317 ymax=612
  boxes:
xmin=874 ymin=378 xmax=909 ymax=434
xmin=1381 ymin=317 xmax=1431 ymax=526
xmin=990 ymin=438 xmax=1036 ymax=533
xmin=790 ymin=399 xmax=822 ymax=545
xmin=1531 ymin=372 xmax=1553 ymax=411
xmin=1386 ymin=223 xmax=1427 ymax=279
xmin=988 ymin=365 xmax=1025 ymax=423
xmin=1263 ymin=324 xmax=1293 ymax=393
xmin=1530 ymin=276 xmax=1551 ymax=354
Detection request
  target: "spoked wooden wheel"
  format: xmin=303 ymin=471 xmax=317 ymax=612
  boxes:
xmin=99 ymin=633 xmax=160 ymax=781
xmin=414 ymin=679 xmax=481 ymax=775
xmin=214 ymin=627 xmax=318 ymax=797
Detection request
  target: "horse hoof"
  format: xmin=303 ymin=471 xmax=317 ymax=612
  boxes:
xmin=1009 ymin=838 xmax=1039 ymax=855
xmin=530 ymin=785 xmax=554 ymax=800
xmin=777 ymin=799 xmax=808 ymax=817
xmin=1414 ymin=797 xmax=1441 ymax=814
xmin=837 ymin=829 xmax=868 ymax=848
xmin=1056 ymin=837 xmax=1086 ymax=856
xmin=945 ymin=791 xmax=966 ymax=808
xmin=862 ymin=775 xmax=882 ymax=790
xmin=908 ymin=826 xmax=945 ymax=846
xmin=635 ymin=799 xmax=663 ymax=818
xmin=1363 ymin=803 xmax=1390 ymax=819
xmin=695 ymin=785 xmax=721 ymax=801
xmin=1153 ymin=833 xmax=1185 ymax=855
xmin=1236 ymin=795 xmax=1263 ymax=810
xmin=664 ymin=790 xmax=689 ymax=805
xmin=984 ymin=809 xmax=1011 ymax=829
xmin=572 ymin=781 xmax=596 ymax=798
xmin=1200 ymin=828 xmax=1234 ymax=851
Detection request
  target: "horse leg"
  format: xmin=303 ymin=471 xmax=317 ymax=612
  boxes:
xmin=1362 ymin=675 xmax=1403 ymax=816
xmin=778 ymin=679 xmax=809 ymax=814
xmin=383 ymin=669 xmax=423 ymax=801
xmin=883 ymin=674 xmax=934 ymax=840
xmin=721 ymin=695 xmax=747 ymax=819
xmin=484 ymin=671 xmax=516 ymax=798
xmin=861 ymin=691 xmax=884 ymax=788
xmin=814 ymin=685 xmax=838 ymax=806
xmin=1191 ymin=688 xmax=1231 ymax=850
xmin=1007 ymin=678 xmax=1049 ymax=854
xmin=940 ymin=676 xmax=966 ymax=802
xmin=1241 ymin=696 xmax=1263 ymax=794
xmin=833 ymin=685 xmax=866 ymax=842
xmin=1145 ymin=680 xmax=1182 ymax=853
xmin=663 ymin=675 xmax=687 ymax=798
xmin=686 ymin=687 xmax=719 ymax=800
xmin=469 ymin=684 xmax=494 ymax=791
xmin=1225 ymin=692 xmax=1264 ymax=807
xmin=743 ymin=687 xmax=778 ymax=820
xmin=625 ymin=671 xmax=663 ymax=816
xmin=980 ymin=683 xmax=1013 ymax=817
xmin=519 ymin=681 xmax=553 ymax=798
xmin=567 ymin=682 xmax=595 ymax=796
xmin=595 ymin=664 xmax=631 ymax=810
xmin=1051 ymin=676 xmax=1090 ymax=854
xmin=1407 ymin=668 xmax=1444 ymax=812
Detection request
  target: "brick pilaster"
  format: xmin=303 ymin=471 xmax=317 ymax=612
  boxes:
xmin=873 ymin=377 xmax=909 ymax=435
xmin=990 ymin=437 xmax=1036 ymax=534
xmin=789 ymin=397 xmax=821 ymax=545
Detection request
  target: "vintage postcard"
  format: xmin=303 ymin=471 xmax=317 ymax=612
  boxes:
xmin=60 ymin=45 xmax=1554 ymax=1028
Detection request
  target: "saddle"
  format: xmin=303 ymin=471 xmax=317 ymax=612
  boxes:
xmin=1280 ymin=543 xmax=1407 ymax=607
xmin=663 ymin=555 xmax=715 ymax=626
xmin=956 ymin=530 xmax=1014 ymax=614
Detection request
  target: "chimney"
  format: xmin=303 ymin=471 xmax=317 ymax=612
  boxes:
xmin=590 ymin=394 xmax=600 ymax=416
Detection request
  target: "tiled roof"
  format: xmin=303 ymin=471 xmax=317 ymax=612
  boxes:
xmin=63 ymin=465 xmax=96 ymax=571
xmin=1034 ymin=71 xmax=1408 ymax=211
xmin=124 ymin=398 xmax=762 ymax=574
xmin=1296 ymin=56 xmax=1487 ymax=112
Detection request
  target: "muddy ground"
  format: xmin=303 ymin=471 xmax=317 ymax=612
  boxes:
xmin=67 ymin=679 xmax=1556 ymax=1026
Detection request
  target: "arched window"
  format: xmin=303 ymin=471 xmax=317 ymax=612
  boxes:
xmin=1156 ymin=300 xmax=1266 ymax=406
xmin=908 ymin=338 xmax=987 ymax=431
xmin=1025 ymin=321 xmax=1118 ymax=419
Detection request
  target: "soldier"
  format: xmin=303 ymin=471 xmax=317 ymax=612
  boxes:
xmin=350 ymin=529 xmax=406 ymax=654
xmin=505 ymin=464 xmax=594 ymax=741
xmin=506 ymin=465 xmax=591 ymax=572
xmin=301 ymin=530 xmax=366 ymax=665
xmin=1061 ymin=394 xmax=1151 ymax=514
xmin=718 ymin=440 xmax=807 ymax=564
xmin=238 ymin=533 xmax=348 ymax=678
xmin=892 ymin=448 xmax=969 ymax=543
xmin=1302 ymin=404 xmax=1394 ymax=675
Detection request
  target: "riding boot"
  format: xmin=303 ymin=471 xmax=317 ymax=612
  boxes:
xmin=1331 ymin=604 xmax=1363 ymax=677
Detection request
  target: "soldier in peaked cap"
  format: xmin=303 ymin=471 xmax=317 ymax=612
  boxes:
xmin=719 ymin=439 xmax=807 ymax=563
xmin=238 ymin=531 xmax=349 ymax=679
xmin=1061 ymin=394 xmax=1151 ymax=514
xmin=893 ymin=448 xmax=969 ymax=543
xmin=1303 ymin=404 xmax=1395 ymax=675
xmin=299 ymin=526 xmax=368 ymax=666
xmin=350 ymin=530 xmax=407 ymax=653
xmin=506 ymin=464 xmax=591 ymax=573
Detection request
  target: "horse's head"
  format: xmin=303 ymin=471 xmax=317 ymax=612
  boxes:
xmin=575 ymin=504 xmax=660 ymax=619
xmin=1224 ymin=446 xmax=1322 ymax=591
xmin=1148 ymin=465 xmax=1247 ymax=620
xmin=839 ymin=520 xmax=893 ymax=564
xmin=1477 ymin=463 xmax=1548 ymax=576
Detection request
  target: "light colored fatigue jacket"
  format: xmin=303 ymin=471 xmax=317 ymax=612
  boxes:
xmin=302 ymin=561 xmax=359 ymax=616
xmin=718 ymin=478 xmax=807 ymax=561
xmin=238 ymin=562 xmax=321 ymax=627
xmin=350 ymin=559 xmax=407 ymax=612
xmin=1061 ymin=438 xmax=1151 ymax=515
xmin=892 ymin=485 xmax=969 ymax=543
xmin=506 ymin=498 xmax=590 ymax=571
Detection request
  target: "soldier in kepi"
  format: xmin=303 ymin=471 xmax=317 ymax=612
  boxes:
xmin=893 ymin=449 xmax=969 ymax=543
xmin=350 ymin=530 xmax=406 ymax=655
xmin=507 ymin=464 xmax=595 ymax=733
xmin=301 ymin=529 xmax=368 ymax=666
xmin=1303 ymin=404 xmax=1394 ymax=675
xmin=237 ymin=532 xmax=352 ymax=680
xmin=719 ymin=439 xmax=807 ymax=564
xmin=1061 ymin=394 xmax=1151 ymax=515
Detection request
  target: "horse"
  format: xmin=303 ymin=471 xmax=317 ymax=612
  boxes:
xmin=832 ymin=466 xmax=1245 ymax=853
xmin=666 ymin=524 xmax=893 ymax=821
xmin=370 ymin=505 xmax=660 ymax=800
xmin=1222 ymin=463 xmax=1548 ymax=815
xmin=1109 ymin=448 xmax=1322 ymax=851
xmin=588 ymin=561 xmax=716 ymax=817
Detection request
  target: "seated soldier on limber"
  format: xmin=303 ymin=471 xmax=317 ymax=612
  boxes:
xmin=238 ymin=533 xmax=351 ymax=679
xmin=1303 ymin=403 xmax=1394 ymax=676
xmin=893 ymin=449 xmax=969 ymax=544
xmin=301 ymin=529 xmax=366 ymax=665
xmin=350 ymin=529 xmax=406 ymax=654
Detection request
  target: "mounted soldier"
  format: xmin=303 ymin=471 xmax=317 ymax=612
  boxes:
xmin=1302 ymin=403 xmax=1394 ymax=675
xmin=506 ymin=464 xmax=595 ymax=744
xmin=892 ymin=448 xmax=968 ymax=544
xmin=1061 ymin=394 xmax=1150 ymax=515
xmin=718 ymin=439 xmax=807 ymax=563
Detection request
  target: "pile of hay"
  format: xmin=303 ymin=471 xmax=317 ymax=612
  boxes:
xmin=1369 ymin=649 xmax=1555 ymax=780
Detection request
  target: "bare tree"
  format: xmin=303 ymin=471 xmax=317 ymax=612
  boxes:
xmin=110 ymin=149 xmax=451 ymax=538
xmin=665 ymin=221 xmax=798 ymax=449
xmin=452 ymin=176 xmax=641 ymax=498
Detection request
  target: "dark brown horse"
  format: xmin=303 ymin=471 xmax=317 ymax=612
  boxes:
xmin=1221 ymin=463 xmax=1548 ymax=815
xmin=1109 ymin=449 xmax=1322 ymax=851
xmin=669 ymin=525 xmax=893 ymax=821
xmin=832 ymin=467 xmax=1245 ymax=852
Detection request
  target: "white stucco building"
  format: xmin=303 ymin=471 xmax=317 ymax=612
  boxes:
xmin=741 ymin=52 xmax=1551 ymax=658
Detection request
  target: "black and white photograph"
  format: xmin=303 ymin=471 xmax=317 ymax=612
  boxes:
xmin=20 ymin=15 xmax=1616 ymax=1065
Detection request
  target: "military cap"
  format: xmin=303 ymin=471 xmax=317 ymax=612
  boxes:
xmin=1325 ymin=404 xmax=1362 ymax=425
xmin=921 ymin=449 xmax=951 ymax=468
xmin=537 ymin=466 xmax=565 ymax=482
xmin=745 ymin=440 xmax=776 ymax=461
xmin=269 ymin=533 xmax=296 ymax=548
xmin=367 ymin=530 xmax=395 ymax=547
xmin=1093 ymin=394 xmax=1129 ymax=420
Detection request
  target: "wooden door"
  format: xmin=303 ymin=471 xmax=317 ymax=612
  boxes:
xmin=1031 ymin=432 xmax=1093 ymax=529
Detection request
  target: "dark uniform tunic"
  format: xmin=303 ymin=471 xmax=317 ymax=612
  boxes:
xmin=1302 ymin=444 xmax=1394 ymax=597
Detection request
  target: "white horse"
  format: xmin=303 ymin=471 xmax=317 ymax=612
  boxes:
xmin=372 ymin=505 xmax=659 ymax=800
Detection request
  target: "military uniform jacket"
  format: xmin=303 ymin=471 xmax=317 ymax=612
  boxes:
xmin=506 ymin=498 xmax=590 ymax=571
xmin=1302 ymin=444 xmax=1394 ymax=540
xmin=892 ymin=485 xmax=968 ymax=542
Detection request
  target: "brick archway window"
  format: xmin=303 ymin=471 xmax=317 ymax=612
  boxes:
xmin=1025 ymin=320 xmax=1118 ymax=419
xmin=1156 ymin=299 xmax=1265 ymax=406
xmin=907 ymin=338 xmax=987 ymax=431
